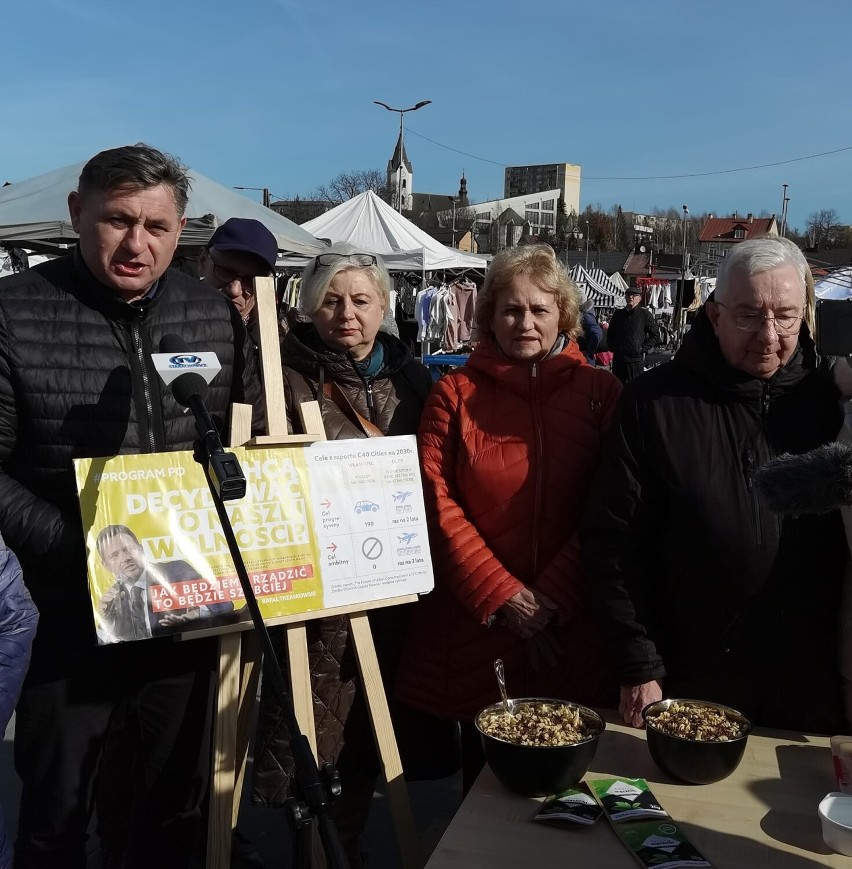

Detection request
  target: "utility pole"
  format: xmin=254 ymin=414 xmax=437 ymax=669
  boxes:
xmin=234 ymin=186 xmax=270 ymax=208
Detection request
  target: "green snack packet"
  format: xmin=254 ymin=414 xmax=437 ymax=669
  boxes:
xmin=613 ymin=820 xmax=712 ymax=868
xmin=532 ymin=783 xmax=603 ymax=826
xmin=588 ymin=777 xmax=670 ymax=822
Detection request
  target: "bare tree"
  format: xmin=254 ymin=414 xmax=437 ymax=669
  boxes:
xmin=805 ymin=208 xmax=842 ymax=248
xmin=316 ymin=169 xmax=389 ymax=205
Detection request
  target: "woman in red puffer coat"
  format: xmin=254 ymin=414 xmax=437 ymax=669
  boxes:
xmin=396 ymin=244 xmax=621 ymax=789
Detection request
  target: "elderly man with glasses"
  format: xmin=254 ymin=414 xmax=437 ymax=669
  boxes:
xmin=198 ymin=217 xmax=278 ymax=340
xmin=582 ymin=235 xmax=849 ymax=734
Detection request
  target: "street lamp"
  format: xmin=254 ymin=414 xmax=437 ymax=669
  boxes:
xmin=448 ymin=196 xmax=457 ymax=248
xmin=780 ymin=183 xmax=789 ymax=237
xmin=234 ymin=185 xmax=270 ymax=208
xmin=674 ymin=204 xmax=689 ymax=336
xmin=373 ymin=99 xmax=432 ymax=213
xmin=584 ymin=220 xmax=590 ymax=269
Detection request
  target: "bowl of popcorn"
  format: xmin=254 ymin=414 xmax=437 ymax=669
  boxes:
xmin=475 ymin=698 xmax=604 ymax=796
xmin=642 ymin=698 xmax=752 ymax=784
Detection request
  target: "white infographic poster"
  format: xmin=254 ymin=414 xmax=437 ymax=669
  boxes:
xmin=306 ymin=435 xmax=434 ymax=607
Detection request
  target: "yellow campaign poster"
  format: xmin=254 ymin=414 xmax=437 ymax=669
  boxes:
xmin=75 ymin=446 xmax=323 ymax=644
xmin=74 ymin=436 xmax=435 ymax=645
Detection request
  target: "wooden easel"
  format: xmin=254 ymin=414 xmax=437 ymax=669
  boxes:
xmin=204 ymin=276 xmax=421 ymax=869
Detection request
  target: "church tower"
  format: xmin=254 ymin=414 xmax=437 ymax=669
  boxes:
xmin=458 ymin=171 xmax=469 ymax=207
xmin=387 ymin=132 xmax=413 ymax=212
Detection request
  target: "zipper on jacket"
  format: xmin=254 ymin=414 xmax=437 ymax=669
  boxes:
xmin=760 ymin=382 xmax=771 ymax=422
xmin=741 ymin=448 xmax=763 ymax=545
xmin=530 ymin=361 xmax=544 ymax=577
xmin=347 ymin=355 xmax=378 ymax=424
xmin=131 ymin=313 xmax=157 ymax=453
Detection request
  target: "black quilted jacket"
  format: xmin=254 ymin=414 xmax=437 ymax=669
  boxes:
xmin=0 ymin=252 xmax=262 ymax=648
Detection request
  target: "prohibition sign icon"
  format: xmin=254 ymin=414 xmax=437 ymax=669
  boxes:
xmin=362 ymin=537 xmax=383 ymax=560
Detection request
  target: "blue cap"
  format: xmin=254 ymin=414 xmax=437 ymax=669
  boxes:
xmin=208 ymin=218 xmax=277 ymax=273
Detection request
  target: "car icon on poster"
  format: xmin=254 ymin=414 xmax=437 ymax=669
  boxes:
xmin=354 ymin=500 xmax=379 ymax=514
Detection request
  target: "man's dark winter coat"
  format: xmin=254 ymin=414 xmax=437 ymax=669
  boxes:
xmin=607 ymin=304 xmax=661 ymax=362
xmin=582 ymin=306 xmax=848 ymax=732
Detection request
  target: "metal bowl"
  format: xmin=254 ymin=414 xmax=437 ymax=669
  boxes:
xmin=642 ymin=698 xmax=752 ymax=785
xmin=475 ymin=698 xmax=604 ymax=796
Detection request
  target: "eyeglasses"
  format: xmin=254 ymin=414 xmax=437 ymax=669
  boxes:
xmin=315 ymin=253 xmax=377 ymax=268
xmin=714 ymin=301 xmax=802 ymax=336
xmin=209 ymin=253 xmax=260 ymax=291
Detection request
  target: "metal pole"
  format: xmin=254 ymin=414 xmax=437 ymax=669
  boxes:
xmin=373 ymin=100 xmax=432 ymax=214
xmin=585 ymin=220 xmax=590 ymax=269
xmin=675 ymin=204 xmax=689 ymax=337
xmin=397 ymin=112 xmax=404 ymax=212
xmin=780 ymin=184 xmax=788 ymax=237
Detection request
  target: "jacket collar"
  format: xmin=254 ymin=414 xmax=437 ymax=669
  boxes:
xmin=69 ymin=247 xmax=166 ymax=319
xmin=674 ymin=299 xmax=814 ymax=401
xmin=466 ymin=336 xmax=587 ymax=394
xmin=281 ymin=322 xmax=412 ymax=383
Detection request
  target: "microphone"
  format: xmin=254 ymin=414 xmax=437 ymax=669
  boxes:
xmin=156 ymin=335 xmax=246 ymax=501
xmin=754 ymin=442 xmax=852 ymax=516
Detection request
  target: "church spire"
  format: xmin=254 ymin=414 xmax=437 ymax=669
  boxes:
xmin=387 ymin=132 xmax=412 ymax=174
xmin=458 ymin=170 xmax=469 ymax=207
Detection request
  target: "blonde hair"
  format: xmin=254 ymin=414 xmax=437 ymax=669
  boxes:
xmin=475 ymin=244 xmax=582 ymax=339
xmin=298 ymin=242 xmax=391 ymax=315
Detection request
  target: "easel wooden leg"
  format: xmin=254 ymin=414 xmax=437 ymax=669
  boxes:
xmin=285 ymin=623 xmax=329 ymax=869
xmin=350 ymin=612 xmax=421 ymax=869
xmin=207 ymin=631 xmax=241 ymax=869
xmin=232 ymin=631 xmax=261 ymax=828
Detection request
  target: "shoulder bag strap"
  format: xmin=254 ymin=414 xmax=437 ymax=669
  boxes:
xmin=321 ymin=380 xmax=384 ymax=438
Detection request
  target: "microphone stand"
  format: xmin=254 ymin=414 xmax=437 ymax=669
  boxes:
xmin=196 ymin=448 xmax=350 ymax=869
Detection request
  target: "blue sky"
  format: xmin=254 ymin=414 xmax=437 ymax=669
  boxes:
xmin=2 ymin=0 xmax=850 ymax=233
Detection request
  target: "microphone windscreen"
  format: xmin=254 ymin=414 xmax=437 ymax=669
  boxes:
xmin=160 ymin=334 xmax=186 ymax=354
xmin=171 ymin=372 xmax=210 ymax=408
xmin=755 ymin=442 xmax=852 ymax=515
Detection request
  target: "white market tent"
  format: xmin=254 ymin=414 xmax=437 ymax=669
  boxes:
xmin=295 ymin=190 xmax=487 ymax=272
xmin=570 ymin=264 xmax=624 ymax=308
xmin=815 ymin=266 xmax=852 ymax=300
xmin=0 ymin=161 xmax=324 ymax=256
xmin=609 ymin=271 xmax=630 ymax=292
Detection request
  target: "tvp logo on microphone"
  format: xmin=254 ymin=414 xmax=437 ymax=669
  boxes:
xmin=151 ymin=351 xmax=222 ymax=385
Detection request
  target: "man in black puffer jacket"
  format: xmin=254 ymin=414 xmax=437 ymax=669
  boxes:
xmin=582 ymin=235 xmax=848 ymax=735
xmin=0 ymin=144 xmax=262 ymax=868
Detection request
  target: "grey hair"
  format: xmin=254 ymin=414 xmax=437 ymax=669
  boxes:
xmin=716 ymin=235 xmax=809 ymax=304
xmin=298 ymin=241 xmax=391 ymax=314
xmin=77 ymin=143 xmax=191 ymax=216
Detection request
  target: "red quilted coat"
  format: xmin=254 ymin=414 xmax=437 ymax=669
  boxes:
xmin=395 ymin=338 xmax=621 ymax=720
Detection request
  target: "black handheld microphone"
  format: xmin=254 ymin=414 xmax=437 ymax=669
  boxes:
xmin=158 ymin=335 xmax=246 ymax=501
xmin=754 ymin=441 xmax=852 ymax=516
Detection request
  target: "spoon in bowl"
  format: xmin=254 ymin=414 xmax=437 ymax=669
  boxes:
xmin=494 ymin=658 xmax=516 ymax=716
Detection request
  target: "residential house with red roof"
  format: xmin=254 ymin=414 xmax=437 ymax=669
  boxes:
xmin=699 ymin=213 xmax=778 ymax=272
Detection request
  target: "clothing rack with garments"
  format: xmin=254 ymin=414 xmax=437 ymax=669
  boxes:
xmin=414 ymin=276 xmax=478 ymax=354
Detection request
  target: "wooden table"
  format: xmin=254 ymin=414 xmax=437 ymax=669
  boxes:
xmin=425 ymin=714 xmax=846 ymax=868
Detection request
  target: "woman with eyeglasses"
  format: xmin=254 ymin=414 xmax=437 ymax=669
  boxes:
xmin=395 ymin=244 xmax=621 ymax=792
xmin=253 ymin=242 xmax=433 ymax=867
